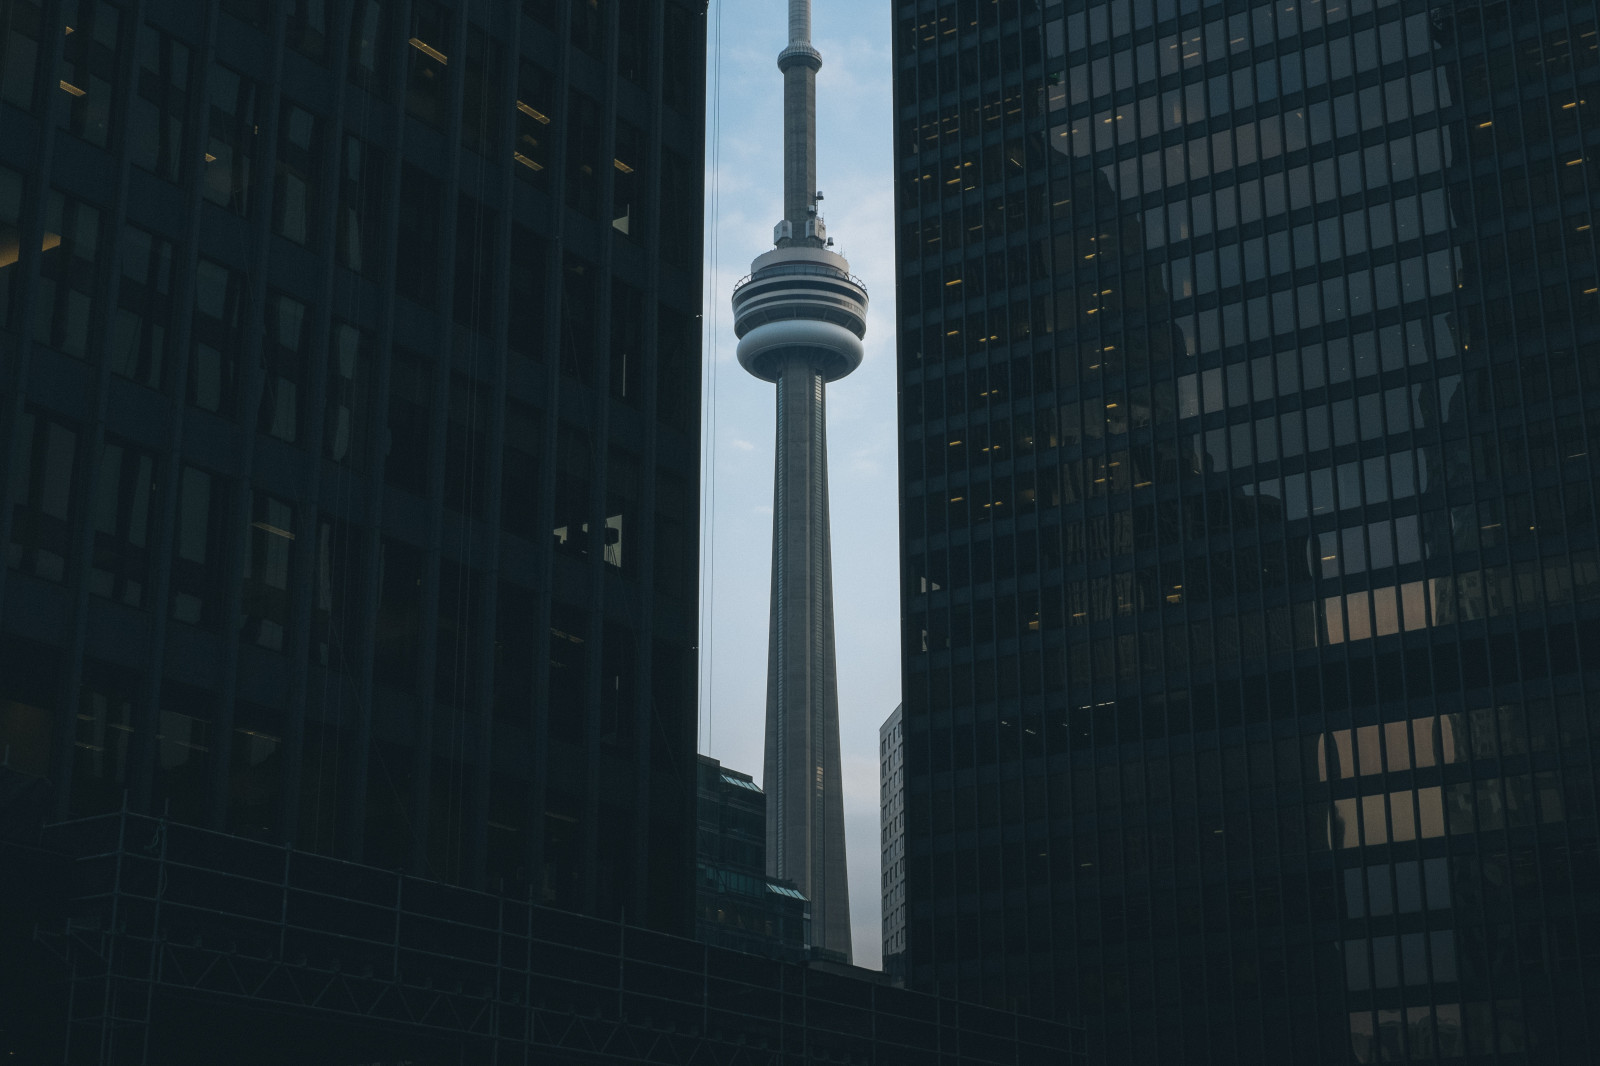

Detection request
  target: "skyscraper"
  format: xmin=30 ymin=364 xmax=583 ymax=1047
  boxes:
xmin=730 ymin=0 xmax=868 ymax=961
xmin=1 ymin=2 xmax=706 ymax=1053
xmin=892 ymin=0 xmax=1600 ymax=1062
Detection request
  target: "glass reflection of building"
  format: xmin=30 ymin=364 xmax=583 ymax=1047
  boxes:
xmin=695 ymin=755 xmax=812 ymax=962
xmin=893 ymin=0 xmax=1599 ymax=1063
xmin=2 ymin=0 xmax=706 ymax=928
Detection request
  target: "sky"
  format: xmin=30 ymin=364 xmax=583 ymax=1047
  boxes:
xmin=696 ymin=0 xmax=899 ymax=969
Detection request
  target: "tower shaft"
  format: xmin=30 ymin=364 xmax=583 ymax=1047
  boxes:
xmin=763 ymin=363 xmax=851 ymax=959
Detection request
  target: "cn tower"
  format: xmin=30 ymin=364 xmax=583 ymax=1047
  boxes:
xmin=730 ymin=0 xmax=867 ymax=962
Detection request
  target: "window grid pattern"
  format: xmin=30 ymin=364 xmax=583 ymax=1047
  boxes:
xmin=0 ymin=0 xmax=707 ymax=937
xmin=893 ymin=0 xmax=1600 ymax=1062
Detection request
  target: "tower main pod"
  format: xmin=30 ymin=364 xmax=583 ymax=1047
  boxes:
xmin=729 ymin=0 xmax=867 ymax=962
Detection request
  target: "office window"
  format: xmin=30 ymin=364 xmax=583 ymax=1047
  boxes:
xmin=324 ymin=321 xmax=372 ymax=469
xmin=188 ymin=258 xmax=245 ymax=415
xmin=128 ymin=24 xmax=190 ymax=182
xmin=613 ymin=118 xmax=645 ymax=239
xmin=6 ymin=409 xmax=78 ymax=583
xmin=285 ymin=0 xmax=328 ymax=61
xmin=661 ymin=3 xmax=696 ymax=111
xmin=0 ymin=0 xmax=43 ymax=110
xmin=570 ymin=0 xmax=605 ymax=57
xmin=552 ymin=424 xmax=591 ymax=557
xmin=108 ymin=224 xmax=176 ymax=389
xmin=385 ymin=348 xmax=432 ymax=497
xmin=426 ymin=753 xmax=471 ymax=882
xmin=500 ymin=401 xmax=541 ymax=541
xmin=273 ymin=104 xmax=319 ymax=246
xmin=513 ymin=60 xmax=555 ymax=184
xmin=493 ymin=580 xmax=537 ymax=722
xmin=33 ymin=191 xmax=100 ymax=359
xmin=241 ymin=492 xmax=295 ymax=652
xmin=453 ymin=195 xmax=496 ymax=330
xmin=313 ymin=515 xmax=365 ymax=669
xmin=396 ymin=162 xmax=440 ymax=304
xmin=460 ymin=25 xmax=503 ymax=155
xmin=72 ymin=660 xmax=140 ymax=814
xmin=560 ymin=253 xmax=598 ymax=384
xmin=610 ymin=280 xmax=643 ymax=403
xmin=616 ymin=0 xmax=647 ymax=86
xmin=58 ymin=0 xmax=119 ymax=147
xmin=547 ymin=603 xmax=588 ymax=742
xmin=227 ymin=701 xmax=283 ymax=839
xmin=656 ymin=305 xmax=697 ymax=431
xmin=604 ymin=450 xmax=638 ymax=573
xmin=0 ymin=694 xmax=50 ymax=777
xmin=445 ymin=372 xmax=490 ymax=519
xmin=170 ymin=466 xmax=228 ymax=627
xmin=88 ymin=439 xmax=156 ymax=607
xmin=373 ymin=538 xmax=425 ymax=691
xmin=521 ymin=0 xmax=557 ymax=30
xmin=219 ymin=0 xmax=267 ymax=27
xmin=507 ymin=221 xmax=545 ymax=364
xmin=658 ymin=150 xmax=695 ymax=263
xmin=405 ymin=0 xmax=451 ymax=128
xmin=600 ymin=622 xmax=636 ymax=741
xmin=434 ymin=560 xmax=481 ymax=708
xmin=153 ymin=680 xmax=212 ymax=825
xmin=0 ymin=163 xmax=21 ymax=326
xmin=565 ymin=91 xmax=602 ymax=217
xmin=260 ymin=293 xmax=308 ymax=442
xmin=347 ymin=0 xmax=390 ymax=95
xmin=335 ymin=135 xmax=385 ymax=273
xmin=653 ymin=470 xmax=692 ymax=604
xmin=203 ymin=66 xmax=260 ymax=214
xmin=485 ymin=772 xmax=527 ymax=889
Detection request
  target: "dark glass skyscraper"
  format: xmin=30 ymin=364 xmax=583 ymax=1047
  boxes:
xmin=893 ymin=0 xmax=1600 ymax=1063
xmin=1 ymin=0 xmax=704 ymax=933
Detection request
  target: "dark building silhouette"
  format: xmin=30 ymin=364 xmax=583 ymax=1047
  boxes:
xmin=0 ymin=3 xmax=1093 ymax=1064
xmin=0 ymin=0 xmax=707 ymax=1058
xmin=6 ymin=806 xmax=1084 ymax=1065
xmin=695 ymin=753 xmax=811 ymax=961
xmin=881 ymin=703 xmax=907 ymax=979
xmin=892 ymin=0 xmax=1600 ymax=1063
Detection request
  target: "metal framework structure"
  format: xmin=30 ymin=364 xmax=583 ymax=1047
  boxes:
xmin=31 ymin=809 xmax=1084 ymax=1066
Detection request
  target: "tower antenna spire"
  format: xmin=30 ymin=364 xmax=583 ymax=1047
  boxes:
xmin=728 ymin=0 xmax=868 ymax=963
xmin=776 ymin=0 xmax=824 ymax=242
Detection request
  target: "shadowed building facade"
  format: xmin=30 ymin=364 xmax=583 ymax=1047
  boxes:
xmin=881 ymin=703 xmax=908 ymax=979
xmin=0 ymin=0 xmax=706 ymax=1058
xmin=892 ymin=0 xmax=1600 ymax=1062
xmin=695 ymin=753 xmax=812 ymax=962
xmin=731 ymin=0 xmax=868 ymax=962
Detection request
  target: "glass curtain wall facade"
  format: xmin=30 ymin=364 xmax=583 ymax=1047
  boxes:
xmin=695 ymin=754 xmax=812 ymax=961
xmin=0 ymin=0 xmax=706 ymax=936
xmin=893 ymin=0 xmax=1600 ymax=1062
xmin=882 ymin=703 xmax=909 ymax=978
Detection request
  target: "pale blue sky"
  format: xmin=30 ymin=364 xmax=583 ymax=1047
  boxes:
xmin=697 ymin=0 xmax=899 ymax=968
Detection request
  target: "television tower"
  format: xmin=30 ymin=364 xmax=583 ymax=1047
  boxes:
xmin=729 ymin=0 xmax=867 ymax=962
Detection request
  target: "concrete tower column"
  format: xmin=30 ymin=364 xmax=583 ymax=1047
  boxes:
xmin=729 ymin=0 xmax=867 ymax=963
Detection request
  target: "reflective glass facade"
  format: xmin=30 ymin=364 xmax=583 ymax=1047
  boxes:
xmin=695 ymin=754 xmax=812 ymax=961
xmin=882 ymin=703 xmax=909 ymax=978
xmin=893 ymin=0 xmax=1600 ymax=1061
xmin=0 ymin=0 xmax=705 ymax=936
